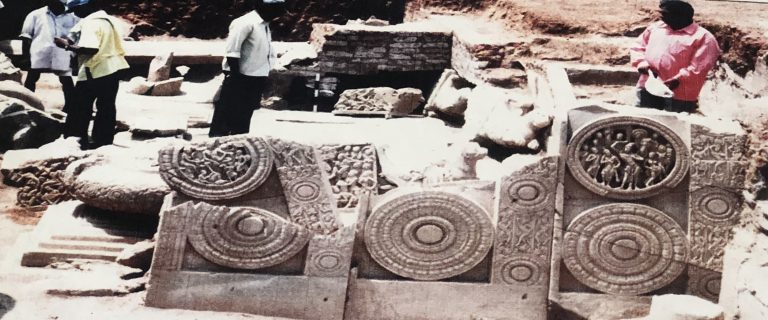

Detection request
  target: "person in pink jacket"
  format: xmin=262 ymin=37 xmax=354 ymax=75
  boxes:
xmin=630 ymin=0 xmax=721 ymax=113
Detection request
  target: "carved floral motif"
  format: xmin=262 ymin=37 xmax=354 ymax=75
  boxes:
xmin=492 ymin=157 xmax=557 ymax=287
xmin=268 ymin=138 xmax=340 ymax=235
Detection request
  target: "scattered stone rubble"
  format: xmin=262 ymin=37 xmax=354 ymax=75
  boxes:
xmin=126 ymin=52 xmax=184 ymax=96
xmin=0 ymin=52 xmax=22 ymax=83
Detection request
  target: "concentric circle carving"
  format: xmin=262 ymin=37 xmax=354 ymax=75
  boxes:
xmin=159 ymin=137 xmax=274 ymax=200
xmin=692 ymin=187 xmax=742 ymax=225
xmin=506 ymin=179 xmax=550 ymax=209
xmin=188 ymin=206 xmax=311 ymax=269
xmin=566 ymin=116 xmax=689 ymax=200
xmin=563 ymin=204 xmax=689 ymax=295
xmin=311 ymin=250 xmax=344 ymax=273
xmin=691 ymin=271 xmax=721 ymax=301
xmin=364 ymin=190 xmax=494 ymax=281
xmin=499 ymin=257 xmax=542 ymax=286
xmin=287 ymin=179 xmax=322 ymax=203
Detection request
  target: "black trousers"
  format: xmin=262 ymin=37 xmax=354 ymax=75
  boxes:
xmin=209 ymin=74 xmax=267 ymax=137
xmin=24 ymin=70 xmax=75 ymax=114
xmin=64 ymin=72 xmax=120 ymax=148
xmin=635 ymin=88 xmax=698 ymax=113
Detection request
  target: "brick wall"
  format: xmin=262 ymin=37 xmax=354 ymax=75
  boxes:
xmin=311 ymin=24 xmax=452 ymax=75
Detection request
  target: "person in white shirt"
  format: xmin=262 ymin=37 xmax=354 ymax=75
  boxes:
xmin=19 ymin=0 xmax=79 ymax=113
xmin=209 ymin=0 xmax=286 ymax=137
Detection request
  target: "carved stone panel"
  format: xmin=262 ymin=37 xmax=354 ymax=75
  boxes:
xmin=686 ymin=125 xmax=746 ymax=302
xmin=687 ymin=265 xmax=722 ymax=302
xmin=364 ymin=190 xmax=494 ymax=281
xmin=159 ymin=136 xmax=275 ymax=200
xmin=563 ymin=203 xmax=689 ymax=295
xmin=304 ymin=225 xmax=356 ymax=277
xmin=187 ymin=204 xmax=311 ymax=270
xmin=492 ymin=157 xmax=558 ymax=287
xmin=152 ymin=199 xmax=192 ymax=271
xmin=566 ymin=116 xmax=689 ymax=200
xmin=318 ymin=144 xmax=378 ymax=209
xmin=268 ymin=138 xmax=340 ymax=235
xmin=11 ymin=156 xmax=80 ymax=208
xmin=690 ymin=125 xmax=747 ymax=190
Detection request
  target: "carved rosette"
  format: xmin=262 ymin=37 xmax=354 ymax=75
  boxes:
xmin=687 ymin=266 xmax=722 ymax=302
xmin=188 ymin=204 xmax=311 ymax=269
xmin=158 ymin=136 xmax=274 ymax=200
xmin=691 ymin=187 xmax=742 ymax=226
xmin=563 ymin=204 xmax=689 ymax=295
xmin=492 ymin=157 xmax=558 ymax=287
xmin=304 ymin=225 xmax=356 ymax=277
xmin=364 ymin=190 xmax=494 ymax=281
xmin=566 ymin=116 xmax=689 ymax=200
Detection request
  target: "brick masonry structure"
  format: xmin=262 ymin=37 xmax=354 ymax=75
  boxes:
xmin=311 ymin=24 xmax=452 ymax=75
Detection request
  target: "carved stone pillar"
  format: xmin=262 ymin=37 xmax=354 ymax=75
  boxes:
xmin=559 ymin=110 xmax=692 ymax=297
xmin=687 ymin=125 xmax=747 ymax=301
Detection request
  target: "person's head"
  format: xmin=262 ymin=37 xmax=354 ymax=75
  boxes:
xmin=659 ymin=0 xmax=694 ymax=30
xmin=67 ymin=0 xmax=97 ymax=18
xmin=46 ymin=0 xmax=66 ymax=15
xmin=254 ymin=0 xmax=286 ymax=21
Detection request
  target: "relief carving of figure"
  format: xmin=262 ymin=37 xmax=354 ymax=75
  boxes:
xmin=576 ymin=124 xmax=677 ymax=191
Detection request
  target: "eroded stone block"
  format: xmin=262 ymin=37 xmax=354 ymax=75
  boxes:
xmin=333 ymin=87 xmax=424 ymax=117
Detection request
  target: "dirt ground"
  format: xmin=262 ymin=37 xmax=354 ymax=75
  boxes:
xmin=409 ymin=0 xmax=768 ymax=75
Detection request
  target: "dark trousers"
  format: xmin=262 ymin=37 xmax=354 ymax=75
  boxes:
xmin=64 ymin=72 xmax=120 ymax=148
xmin=24 ymin=70 xmax=75 ymax=114
xmin=635 ymin=88 xmax=698 ymax=113
xmin=209 ymin=74 xmax=267 ymax=137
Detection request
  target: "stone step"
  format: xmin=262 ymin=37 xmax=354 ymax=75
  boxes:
xmin=50 ymin=234 xmax=146 ymax=244
xmin=38 ymin=240 xmax=128 ymax=253
xmin=21 ymin=248 xmax=122 ymax=267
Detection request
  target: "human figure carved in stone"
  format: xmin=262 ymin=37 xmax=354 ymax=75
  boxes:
xmin=576 ymin=125 xmax=676 ymax=191
xmin=617 ymin=143 xmax=644 ymax=190
xmin=599 ymin=149 xmax=621 ymax=186
xmin=644 ymin=152 xmax=666 ymax=187
xmin=584 ymin=147 xmax=601 ymax=179
xmin=320 ymin=144 xmax=377 ymax=208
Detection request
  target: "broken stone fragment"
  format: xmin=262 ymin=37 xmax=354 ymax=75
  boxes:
xmin=464 ymin=85 xmax=553 ymax=150
xmin=126 ymin=77 xmax=183 ymax=96
xmin=0 ymin=80 xmax=46 ymax=110
xmin=333 ymin=87 xmax=424 ymax=117
xmin=0 ymin=52 xmax=22 ymax=83
xmin=0 ymin=97 xmax=62 ymax=152
xmin=635 ymin=294 xmax=724 ymax=320
xmin=425 ymin=69 xmax=473 ymax=118
xmin=479 ymin=67 xmax=528 ymax=89
xmin=64 ymin=140 xmax=178 ymax=215
xmin=147 ymin=52 xmax=173 ymax=82
xmin=150 ymin=77 xmax=184 ymax=96
xmin=116 ymin=239 xmax=155 ymax=271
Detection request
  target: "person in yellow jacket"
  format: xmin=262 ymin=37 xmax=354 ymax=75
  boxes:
xmin=54 ymin=0 xmax=128 ymax=149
